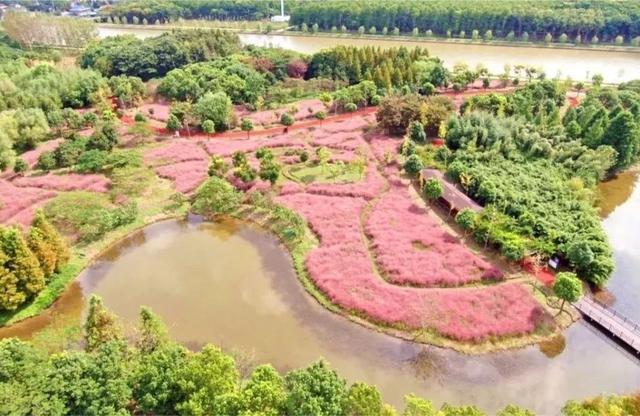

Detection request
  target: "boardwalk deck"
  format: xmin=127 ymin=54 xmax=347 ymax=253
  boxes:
xmin=574 ymin=297 xmax=640 ymax=355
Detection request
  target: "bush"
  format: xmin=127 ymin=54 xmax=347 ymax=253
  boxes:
xmin=423 ymin=178 xmax=443 ymax=201
xmin=107 ymin=150 xmax=142 ymax=169
xmin=54 ymin=136 xmax=88 ymax=168
xmin=166 ymin=114 xmax=181 ymax=132
xmin=134 ymin=113 xmax=146 ymax=122
xmin=344 ymin=103 xmax=357 ymax=112
xmin=192 ymin=177 xmax=241 ymax=215
xmin=455 ymin=208 xmax=477 ymax=232
xmin=37 ymin=151 xmax=57 ymax=171
xmin=403 ymin=154 xmax=423 ymax=176
xmin=280 ymin=113 xmax=294 ymax=126
xmin=299 ymin=151 xmax=309 ymax=162
xmin=87 ymin=123 xmax=119 ymax=151
xmin=13 ymin=158 xmax=27 ymax=173
xmin=201 ymin=119 xmax=215 ymax=134
xmin=76 ymin=150 xmax=109 ymax=173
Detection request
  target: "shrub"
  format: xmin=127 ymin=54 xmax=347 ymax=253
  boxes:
xmin=280 ymin=113 xmax=294 ymax=126
xmin=13 ymin=158 xmax=27 ymax=174
xmin=403 ymin=154 xmax=423 ymax=176
xmin=87 ymin=122 xmax=119 ymax=151
xmin=207 ymin=155 xmax=229 ymax=178
xmin=201 ymin=119 xmax=215 ymax=134
xmin=37 ymin=151 xmax=57 ymax=171
xmin=299 ymin=151 xmax=309 ymax=162
xmin=423 ymin=178 xmax=443 ymax=201
xmin=82 ymin=112 xmax=98 ymax=127
xmin=166 ymin=114 xmax=181 ymax=132
xmin=54 ymin=136 xmax=88 ymax=168
xmin=344 ymin=103 xmax=357 ymax=113
xmin=409 ymin=121 xmax=426 ymax=143
xmin=76 ymin=149 xmax=109 ymax=173
xmin=455 ymin=208 xmax=477 ymax=233
xmin=134 ymin=113 xmax=146 ymax=122
xmin=192 ymin=177 xmax=241 ymax=215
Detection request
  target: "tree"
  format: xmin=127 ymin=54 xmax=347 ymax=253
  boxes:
xmin=312 ymin=23 xmax=319 ymax=34
xmin=592 ymin=73 xmax=604 ymax=86
xmin=84 ymin=295 xmax=123 ymax=352
xmin=192 ymin=177 xmax=242 ymax=215
xmin=237 ymin=364 xmax=286 ymax=416
xmin=497 ymin=404 xmax=535 ymax=416
xmin=201 ymin=119 xmax=215 ymax=134
xmin=175 ymin=344 xmax=239 ymax=415
xmin=194 ymin=92 xmax=233 ymax=131
xmin=376 ymin=94 xmax=423 ymax=134
xmin=76 ymin=149 xmax=109 ymax=173
xmin=559 ymin=33 xmax=568 ymax=43
xmin=259 ymin=159 xmax=281 ymax=185
xmin=602 ymin=110 xmax=639 ymax=170
xmin=241 ymin=118 xmax=254 ymax=138
xmin=455 ymin=209 xmax=477 ymax=234
xmin=544 ymin=33 xmax=553 ymax=43
xmin=0 ymin=227 xmax=45 ymax=301
xmin=0 ymin=249 xmax=24 ymax=311
xmin=409 ymin=121 xmax=426 ymax=143
xmin=315 ymin=111 xmax=327 ymax=126
xmin=553 ymin=272 xmax=582 ymax=314
xmin=137 ymin=306 xmax=169 ymax=353
xmin=484 ymin=30 xmax=493 ymax=41
xmin=344 ymin=382 xmax=384 ymax=416
xmin=281 ymin=113 xmax=295 ymax=127
xmin=31 ymin=211 xmax=69 ymax=272
xmin=300 ymin=23 xmax=308 ymax=32
xmin=13 ymin=159 xmax=27 ymax=174
xmin=403 ymin=154 xmax=423 ymax=176
xmin=345 ymin=102 xmax=358 ymax=114
xmin=615 ymin=35 xmax=624 ymax=45
xmin=87 ymin=122 xmax=119 ymax=151
xmin=10 ymin=109 xmax=50 ymax=152
xmin=423 ymin=178 xmax=443 ymax=202
xmin=285 ymin=360 xmax=347 ymax=416
xmin=166 ymin=114 xmax=181 ymax=132
xmin=522 ymin=32 xmax=529 ymax=42
xmin=412 ymin=28 xmax=419 ymax=37
xmin=403 ymin=394 xmax=436 ymax=416
xmin=358 ymin=26 xmax=365 ymax=36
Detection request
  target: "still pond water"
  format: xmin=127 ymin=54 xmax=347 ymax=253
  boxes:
xmin=97 ymin=26 xmax=640 ymax=83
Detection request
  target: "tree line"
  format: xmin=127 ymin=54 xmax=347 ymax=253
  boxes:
xmin=2 ymin=11 xmax=96 ymax=49
xmin=290 ymin=0 xmax=640 ymax=45
xmin=3 ymin=299 xmax=636 ymax=415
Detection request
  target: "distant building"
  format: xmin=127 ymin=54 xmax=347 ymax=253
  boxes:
xmin=419 ymin=168 xmax=483 ymax=215
xmin=69 ymin=4 xmax=96 ymax=17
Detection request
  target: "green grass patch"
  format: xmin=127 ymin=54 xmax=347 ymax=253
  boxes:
xmin=288 ymin=162 xmax=362 ymax=184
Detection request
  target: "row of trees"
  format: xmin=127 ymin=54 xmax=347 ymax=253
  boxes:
xmin=290 ymin=0 xmax=640 ymax=43
xmin=2 ymin=11 xmax=97 ymax=49
xmin=1 ymin=297 xmax=606 ymax=415
xmin=78 ymin=29 xmax=242 ymax=80
xmin=102 ymin=0 xmax=284 ymax=23
xmin=0 ymin=212 xmax=69 ymax=311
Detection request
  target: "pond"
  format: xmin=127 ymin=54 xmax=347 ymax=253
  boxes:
xmin=1 ymin=214 xmax=638 ymax=414
xmin=97 ymin=26 xmax=640 ymax=83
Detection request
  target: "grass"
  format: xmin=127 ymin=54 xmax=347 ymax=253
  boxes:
xmin=288 ymin=162 xmax=362 ymax=184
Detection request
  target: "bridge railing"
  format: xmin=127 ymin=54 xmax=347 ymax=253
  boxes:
xmin=579 ymin=297 xmax=640 ymax=334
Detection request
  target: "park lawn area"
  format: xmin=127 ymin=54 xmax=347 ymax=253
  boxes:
xmin=288 ymin=162 xmax=363 ymax=184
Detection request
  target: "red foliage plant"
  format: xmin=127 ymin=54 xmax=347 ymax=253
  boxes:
xmin=287 ymin=58 xmax=308 ymax=79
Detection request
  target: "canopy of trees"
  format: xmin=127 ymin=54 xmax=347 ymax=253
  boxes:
xmin=291 ymin=0 xmax=640 ymax=43
xmin=2 ymin=11 xmax=96 ymax=49
xmin=102 ymin=0 xmax=283 ymax=22
xmin=79 ymin=29 xmax=241 ymax=80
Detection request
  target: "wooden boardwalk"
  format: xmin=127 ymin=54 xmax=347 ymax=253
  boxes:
xmin=574 ymin=297 xmax=640 ymax=355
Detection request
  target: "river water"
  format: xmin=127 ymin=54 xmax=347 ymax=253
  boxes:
xmin=97 ymin=26 xmax=640 ymax=83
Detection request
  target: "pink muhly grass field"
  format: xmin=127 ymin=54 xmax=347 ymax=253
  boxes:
xmin=277 ymin=192 xmax=544 ymax=341
xmin=155 ymin=160 xmax=208 ymax=194
xmin=310 ymin=131 xmax=368 ymax=151
xmin=139 ymin=103 xmax=171 ymax=122
xmin=244 ymin=99 xmax=326 ymax=126
xmin=317 ymin=116 xmax=371 ymax=133
xmin=144 ymin=140 xmax=209 ymax=166
xmin=202 ymin=135 xmax=303 ymax=157
xmin=0 ymin=180 xmax=56 ymax=225
xmin=365 ymin=187 xmax=502 ymax=287
xmin=12 ymin=173 xmax=111 ymax=193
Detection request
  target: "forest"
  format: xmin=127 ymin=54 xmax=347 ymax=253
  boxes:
xmin=290 ymin=0 xmax=640 ymax=44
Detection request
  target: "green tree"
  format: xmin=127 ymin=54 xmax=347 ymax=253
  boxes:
xmin=194 ymin=92 xmax=233 ymax=131
xmin=0 ymin=249 xmax=24 ymax=310
xmin=0 ymin=227 xmax=45 ymax=300
xmin=402 ymin=394 xmax=435 ymax=416
xmin=312 ymin=23 xmax=319 ymax=34
xmin=208 ymin=155 xmax=229 ymax=178
xmin=192 ymin=177 xmax=242 ymax=215
xmin=87 ymin=122 xmax=119 ymax=151
xmin=84 ymin=295 xmax=123 ymax=352
xmin=602 ymin=110 xmax=639 ymax=170
xmin=167 ymin=114 xmax=181 ymax=132
xmin=455 ymin=209 xmax=477 ymax=234
xmin=201 ymin=119 xmax=215 ymax=134
xmin=403 ymin=154 xmax=423 ymax=176
xmin=285 ymin=360 xmax=347 ymax=416
xmin=259 ymin=159 xmax=281 ymax=185
xmin=281 ymin=113 xmax=295 ymax=126
xmin=409 ymin=121 xmax=426 ymax=143
xmin=423 ymin=178 xmax=443 ymax=202
xmin=497 ymin=404 xmax=535 ymax=416
xmin=137 ymin=306 xmax=169 ymax=354
xmin=76 ymin=149 xmax=109 ymax=173
xmin=344 ymin=382 xmax=384 ymax=416
xmin=238 ymin=364 xmax=287 ymax=416
xmin=241 ymin=118 xmax=254 ymax=139
xmin=484 ymin=30 xmax=493 ymax=41
xmin=615 ymin=35 xmax=624 ymax=45
xmin=175 ymin=344 xmax=239 ymax=415
xmin=553 ymin=272 xmax=582 ymax=314
xmin=358 ymin=26 xmax=366 ymax=36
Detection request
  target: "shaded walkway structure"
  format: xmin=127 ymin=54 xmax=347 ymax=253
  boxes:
xmin=419 ymin=168 xmax=482 ymax=216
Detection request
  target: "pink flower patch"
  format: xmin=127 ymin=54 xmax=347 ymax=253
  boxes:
xmin=155 ymin=160 xmax=209 ymax=194
xmin=12 ymin=173 xmax=111 ymax=193
xmin=144 ymin=140 xmax=209 ymax=166
xmin=17 ymin=139 xmax=63 ymax=170
xmin=0 ymin=180 xmax=56 ymax=226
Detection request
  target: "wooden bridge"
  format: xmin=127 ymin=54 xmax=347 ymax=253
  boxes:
xmin=573 ymin=297 xmax=640 ymax=355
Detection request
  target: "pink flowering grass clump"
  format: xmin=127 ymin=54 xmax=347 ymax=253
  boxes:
xmin=306 ymin=164 xmax=386 ymax=200
xmin=12 ymin=173 xmax=111 ymax=193
xmin=278 ymin=181 xmax=305 ymax=195
xmin=144 ymin=140 xmax=209 ymax=166
xmin=277 ymin=192 xmax=545 ymax=342
xmin=365 ymin=187 xmax=501 ymax=287
xmin=0 ymin=180 xmax=56 ymax=225
xmin=155 ymin=159 xmax=208 ymax=194
xmin=367 ymin=132 xmax=402 ymax=164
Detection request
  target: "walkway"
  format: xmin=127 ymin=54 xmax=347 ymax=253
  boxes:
xmin=574 ymin=297 xmax=640 ymax=355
